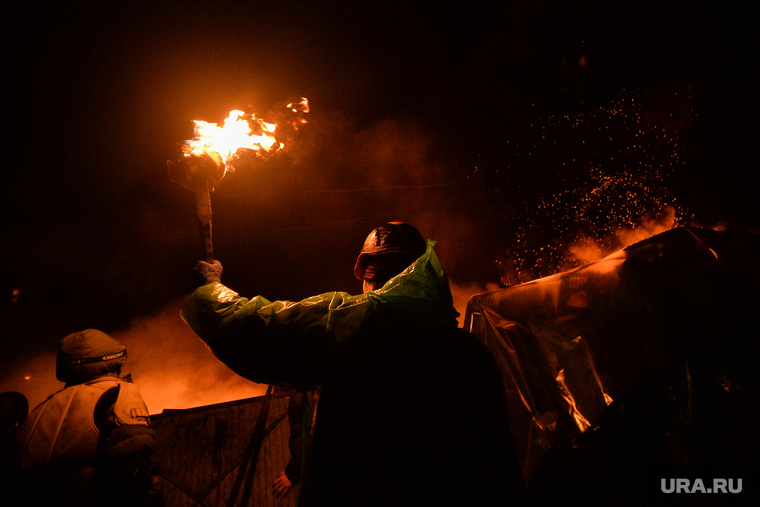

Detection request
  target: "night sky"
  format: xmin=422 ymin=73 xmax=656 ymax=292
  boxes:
xmin=3 ymin=1 xmax=759 ymax=411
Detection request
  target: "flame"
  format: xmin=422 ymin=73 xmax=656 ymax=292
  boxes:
xmin=287 ymin=97 xmax=310 ymax=114
xmin=183 ymin=110 xmax=283 ymax=167
xmin=180 ymin=98 xmax=309 ymax=170
xmin=286 ymin=97 xmax=310 ymax=130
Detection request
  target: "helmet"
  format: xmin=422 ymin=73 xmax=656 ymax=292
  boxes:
xmin=56 ymin=329 xmax=127 ymax=384
xmin=354 ymin=222 xmax=427 ymax=280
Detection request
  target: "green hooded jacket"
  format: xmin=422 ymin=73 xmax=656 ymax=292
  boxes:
xmin=181 ymin=240 xmax=459 ymax=388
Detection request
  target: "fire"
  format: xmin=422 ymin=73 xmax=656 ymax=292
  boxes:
xmin=288 ymin=97 xmax=310 ymax=114
xmin=286 ymin=97 xmax=310 ymax=130
xmin=168 ymin=98 xmax=309 ymax=263
xmin=182 ymin=110 xmax=283 ymax=167
xmin=179 ymin=98 xmax=309 ymax=172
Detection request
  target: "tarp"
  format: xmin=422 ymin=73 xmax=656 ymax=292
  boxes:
xmin=464 ymin=226 xmax=760 ymax=487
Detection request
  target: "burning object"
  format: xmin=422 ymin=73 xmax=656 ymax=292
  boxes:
xmin=184 ymin=110 xmax=283 ymax=162
xmin=167 ymin=150 xmax=225 ymax=262
xmin=168 ymin=100 xmax=309 ymax=261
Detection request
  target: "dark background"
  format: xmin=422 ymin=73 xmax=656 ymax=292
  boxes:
xmin=2 ymin=1 xmax=758 ymax=408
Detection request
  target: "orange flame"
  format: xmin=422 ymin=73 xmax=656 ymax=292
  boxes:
xmin=287 ymin=97 xmax=310 ymax=114
xmin=286 ymin=97 xmax=310 ymax=131
xmin=182 ymin=110 xmax=283 ymax=167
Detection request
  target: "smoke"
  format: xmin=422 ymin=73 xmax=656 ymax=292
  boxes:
xmin=498 ymin=197 xmax=684 ymax=285
xmin=450 ymin=280 xmax=501 ymax=328
xmin=563 ymin=205 xmax=679 ymax=267
xmin=0 ymin=298 xmax=265 ymax=416
xmin=110 ymin=298 xmax=265 ymax=415
xmin=282 ymin=110 xmax=441 ymax=196
xmin=0 ymin=351 xmax=58 ymax=416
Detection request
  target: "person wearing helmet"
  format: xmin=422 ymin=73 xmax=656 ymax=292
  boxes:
xmin=14 ymin=329 xmax=159 ymax=507
xmin=353 ymin=221 xmax=429 ymax=293
xmin=183 ymin=222 xmax=526 ymax=507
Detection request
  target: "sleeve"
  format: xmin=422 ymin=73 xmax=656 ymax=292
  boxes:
xmin=92 ymin=383 xmax=160 ymax=506
xmin=104 ymin=382 xmax=155 ymax=459
xmin=179 ymin=240 xmax=454 ymax=388
xmin=112 ymin=382 xmax=150 ymax=427
xmin=180 ymin=283 xmax=374 ymax=388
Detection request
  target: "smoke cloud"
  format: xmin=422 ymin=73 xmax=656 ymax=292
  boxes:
xmin=450 ymin=280 xmax=501 ymax=328
xmin=110 ymin=298 xmax=265 ymax=415
xmin=0 ymin=351 xmax=58 ymax=417
xmin=563 ymin=206 xmax=679 ymax=267
xmin=0 ymin=298 xmax=265 ymax=415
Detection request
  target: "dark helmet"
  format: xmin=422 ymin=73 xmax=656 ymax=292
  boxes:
xmin=354 ymin=222 xmax=427 ymax=281
xmin=56 ymin=329 xmax=127 ymax=384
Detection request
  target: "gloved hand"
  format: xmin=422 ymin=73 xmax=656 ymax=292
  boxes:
xmin=194 ymin=260 xmax=223 ymax=285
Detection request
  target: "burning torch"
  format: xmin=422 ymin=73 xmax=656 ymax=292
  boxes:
xmin=168 ymin=100 xmax=309 ymax=262
xmin=168 ymin=149 xmax=224 ymax=262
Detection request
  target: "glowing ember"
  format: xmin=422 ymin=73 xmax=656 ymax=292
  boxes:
xmin=286 ymin=97 xmax=310 ymax=130
xmin=182 ymin=110 xmax=283 ymax=168
xmin=288 ymin=97 xmax=310 ymax=114
xmin=486 ymin=87 xmax=693 ymax=286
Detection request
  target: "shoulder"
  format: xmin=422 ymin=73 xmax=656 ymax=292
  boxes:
xmin=111 ymin=380 xmax=150 ymax=427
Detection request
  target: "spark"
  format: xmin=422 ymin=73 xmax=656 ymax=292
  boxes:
xmin=488 ymin=87 xmax=693 ymax=285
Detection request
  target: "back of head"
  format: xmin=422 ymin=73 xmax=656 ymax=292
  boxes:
xmin=56 ymin=329 xmax=127 ymax=385
xmin=354 ymin=222 xmax=427 ymax=287
xmin=0 ymin=391 xmax=28 ymax=435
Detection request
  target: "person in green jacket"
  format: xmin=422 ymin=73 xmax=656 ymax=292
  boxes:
xmin=182 ymin=222 xmax=526 ymax=507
